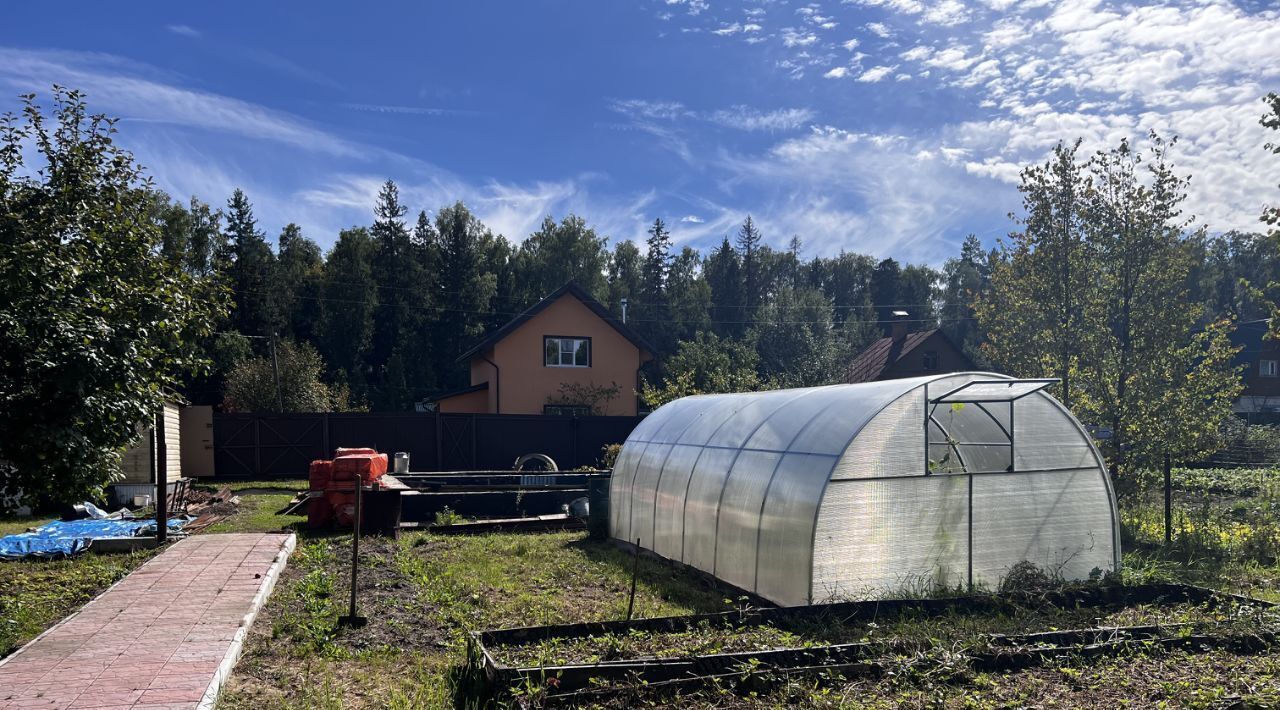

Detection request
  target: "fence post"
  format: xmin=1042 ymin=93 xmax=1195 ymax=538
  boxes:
xmin=253 ymin=417 xmax=262 ymax=478
xmin=1163 ymin=455 xmax=1172 ymax=546
xmin=435 ymin=413 xmax=443 ymax=471
xmin=322 ymin=412 xmax=331 ymax=459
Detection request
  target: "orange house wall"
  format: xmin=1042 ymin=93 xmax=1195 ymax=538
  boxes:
xmin=470 ymin=295 xmax=645 ymax=416
xmin=435 ymin=387 xmax=490 ymax=414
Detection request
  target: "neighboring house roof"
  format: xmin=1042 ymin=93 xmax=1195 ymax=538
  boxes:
xmin=456 ymin=281 xmax=654 ymax=363
xmin=1230 ymin=319 xmax=1274 ymax=363
xmin=845 ymin=328 xmax=969 ymax=383
xmin=427 ymin=381 xmax=488 ymax=403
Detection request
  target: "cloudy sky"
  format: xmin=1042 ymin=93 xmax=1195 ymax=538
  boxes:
xmin=2 ymin=0 xmax=1277 ymax=263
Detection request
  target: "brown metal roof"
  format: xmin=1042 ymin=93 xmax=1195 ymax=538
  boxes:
xmin=844 ymin=329 xmax=939 ymax=383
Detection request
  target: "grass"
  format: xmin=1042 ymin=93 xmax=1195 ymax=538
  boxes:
xmin=218 ymin=530 xmax=732 ymax=709
xmin=0 ymin=548 xmax=159 ymax=657
xmin=6 ymin=466 xmax=1280 ymax=707
xmin=0 ymin=478 xmax=307 ymax=661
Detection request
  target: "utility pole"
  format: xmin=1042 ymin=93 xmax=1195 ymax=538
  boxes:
xmin=271 ymin=332 xmax=283 ymax=413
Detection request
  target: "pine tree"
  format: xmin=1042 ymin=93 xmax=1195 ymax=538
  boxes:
xmin=368 ymin=180 xmax=418 ymax=409
xmin=870 ymin=257 xmax=901 ymax=334
xmin=638 ymin=218 xmax=674 ymax=352
xmin=666 ymin=246 xmax=711 ymax=346
xmin=317 ymin=227 xmax=377 ymax=406
xmin=704 ymin=237 xmax=743 ymax=337
xmin=435 ymin=202 xmax=498 ymax=388
xmin=735 ymin=216 xmax=763 ymax=327
xmin=275 ymin=223 xmax=323 ymax=344
xmin=223 ymin=189 xmax=278 ymax=338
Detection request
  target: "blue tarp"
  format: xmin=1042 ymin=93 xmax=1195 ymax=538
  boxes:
xmin=0 ymin=518 xmax=187 ymax=560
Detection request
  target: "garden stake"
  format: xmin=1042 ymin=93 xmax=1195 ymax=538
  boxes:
xmin=626 ymin=537 xmax=640 ymax=621
xmin=339 ymin=480 xmax=368 ymax=627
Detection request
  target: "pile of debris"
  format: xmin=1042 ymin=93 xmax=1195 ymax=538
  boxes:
xmin=179 ymin=485 xmax=241 ymax=532
xmin=308 ymin=447 xmax=388 ymax=529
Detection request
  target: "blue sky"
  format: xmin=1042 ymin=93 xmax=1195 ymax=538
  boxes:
xmin=2 ymin=0 xmax=1278 ymax=263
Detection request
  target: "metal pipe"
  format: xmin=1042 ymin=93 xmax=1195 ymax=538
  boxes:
xmin=480 ymin=354 xmax=501 ymax=414
xmin=155 ymin=408 xmax=168 ymax=544
xmin=271 ymin=332 xmax=283 ymax=413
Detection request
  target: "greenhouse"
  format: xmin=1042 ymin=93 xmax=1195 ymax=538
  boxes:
xmin=609 ymin=372 xmax=1120 ymax=606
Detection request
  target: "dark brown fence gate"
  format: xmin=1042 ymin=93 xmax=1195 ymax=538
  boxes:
xmin=212 ymin=412 xmax=642 ymax=478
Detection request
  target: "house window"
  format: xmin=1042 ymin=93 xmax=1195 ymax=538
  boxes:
xmin=1262 ymin=360 xmax=1278 ymax=378
xmin=923 ymin=350 xmax=939 ymax=371
xmin=545 ymin=336 xmax=591 ymax=367
xmin=544 ymin=404 xmax=591 ymax=416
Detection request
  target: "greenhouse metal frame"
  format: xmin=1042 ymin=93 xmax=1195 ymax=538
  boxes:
xmin=609 ymin=372 xmax=1120 ymax=606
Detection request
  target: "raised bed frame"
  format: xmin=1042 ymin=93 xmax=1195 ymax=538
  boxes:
xmin=467 ymin=583 xmax=1276 ymax=701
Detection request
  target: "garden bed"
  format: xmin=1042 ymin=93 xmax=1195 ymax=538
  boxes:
xmin=470 ymin=584 xmax=1279 ymax=700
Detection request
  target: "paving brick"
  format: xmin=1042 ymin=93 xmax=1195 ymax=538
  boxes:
xmin=0 ymin=533 xmax=292 ymax=709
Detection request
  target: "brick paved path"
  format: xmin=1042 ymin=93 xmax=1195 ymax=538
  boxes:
xmin=0 ymin=533 xmax=295 ymax=710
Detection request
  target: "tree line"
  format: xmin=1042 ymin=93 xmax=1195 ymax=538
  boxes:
xmin=3 ymin=87 xmax=1279 ymax=504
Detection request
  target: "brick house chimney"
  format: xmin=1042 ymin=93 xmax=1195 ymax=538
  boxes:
xmin=890 ymin=310 xmax=910 ymax=343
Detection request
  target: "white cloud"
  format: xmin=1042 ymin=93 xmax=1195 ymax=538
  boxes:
xmin=866 ymin=22 xmax=892 ymax=38
xmin=680 ymin=214 xmax=705 ymax=223
xmin=610 ymin=99 xmax=815 ymax=133
xmin=0 ymin=47 xmax=364 ymax=159
xmin=824 ymin=66 xmax=849 ymax=79
xmin=841 ymin=38 xmax=860 ymax=51
xmin=782 ymin=28 xmax=819 ymax=47
xmin=166 ymin=24 xmax=200 ymax=38
xmin=719 ymin=126 xmax=1002 ymax=260
xmin=857 ymin=65 xmax=896 ymax=82
xmin=608 ymin=98 xmax=690 ymax=121
xmin=712 ymin=22 xmax=762 ymax=35
xmin=707 ymin=106 xmax=817 ymax=131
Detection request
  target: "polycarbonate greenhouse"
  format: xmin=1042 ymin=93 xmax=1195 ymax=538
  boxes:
xmin=609 ymin=372 xmax=1120 ymax=606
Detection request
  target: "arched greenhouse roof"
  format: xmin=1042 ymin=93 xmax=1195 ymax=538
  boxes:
xmin=609 ymin=372 xmax=1120 ymax=606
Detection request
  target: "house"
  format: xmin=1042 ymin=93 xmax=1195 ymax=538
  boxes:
xmin=1229 ymin=319 xmax=1280 ymax=423
xmin=429 ymin=282 xmax=654 ymax=416
xmin=845 ymin=313 xmax=975 ymax=383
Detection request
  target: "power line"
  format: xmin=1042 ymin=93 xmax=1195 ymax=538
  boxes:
xmin=238 ymin=287 xmax=976 ymax=326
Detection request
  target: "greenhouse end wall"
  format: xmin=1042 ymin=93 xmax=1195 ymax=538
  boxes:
xmin=609 ymin=373 xmax=1120 ymax=607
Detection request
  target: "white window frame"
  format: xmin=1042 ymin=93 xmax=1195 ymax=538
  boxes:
xmin=544 ymin=336 xmax=591 ymax=368
xmin=1262 ymin=359 xmax=1278 ymax=378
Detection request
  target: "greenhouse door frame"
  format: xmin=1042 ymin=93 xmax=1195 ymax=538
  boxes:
xmin=923 ymin=377 xmax=1060 ymax=590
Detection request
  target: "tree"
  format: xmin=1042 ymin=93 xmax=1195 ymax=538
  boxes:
xmin=223 ymin=189 xmax=278 ymax=338
xmin=751 ymin=287 xmax=846 ymax=387
xmin=606 ymin=240 xmax=642 ymax=321
xmin=665 ymin=246 xmax=712 ymax=346
xmin=1262 ymin=92 xmax=1280 ymax=234
xmin=275 ymin=223 xmax=323 ymax=343
xmin=941 ymin=235 xmax=992 ymax=362
xmin=222 ymin=341 xmax=356 ymax=413
xmin=640 ymin=332 xmax=763 ymax=407
xmin=704 ymin=237 xmax=743 ymax=336
xmin=637 ymin=218 xmax=675 ymax=353
xmin=976 ymin=141 xmax=1093 ymax=407
xmin=514 ymin=214 xmax=609 ymax=302
xmin=317 ymin=227 xmax=377 ymax=404
xmin=434 ymin=202 xmax=498 ymax=388
xmin=1075 ymin=135 xmax=1240 ymax=476
xmin=980 ymin=134 xmax=1241 ymax=480
xmin=368 ymin=180 xmax=422 ymax=409
xmin=870 ymin=257 xmax=902 ymax=333
xmin=0 ymin=88 xmax=224 ymax=505
xmin=736 ymin=216 xmax=764 ymax=327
